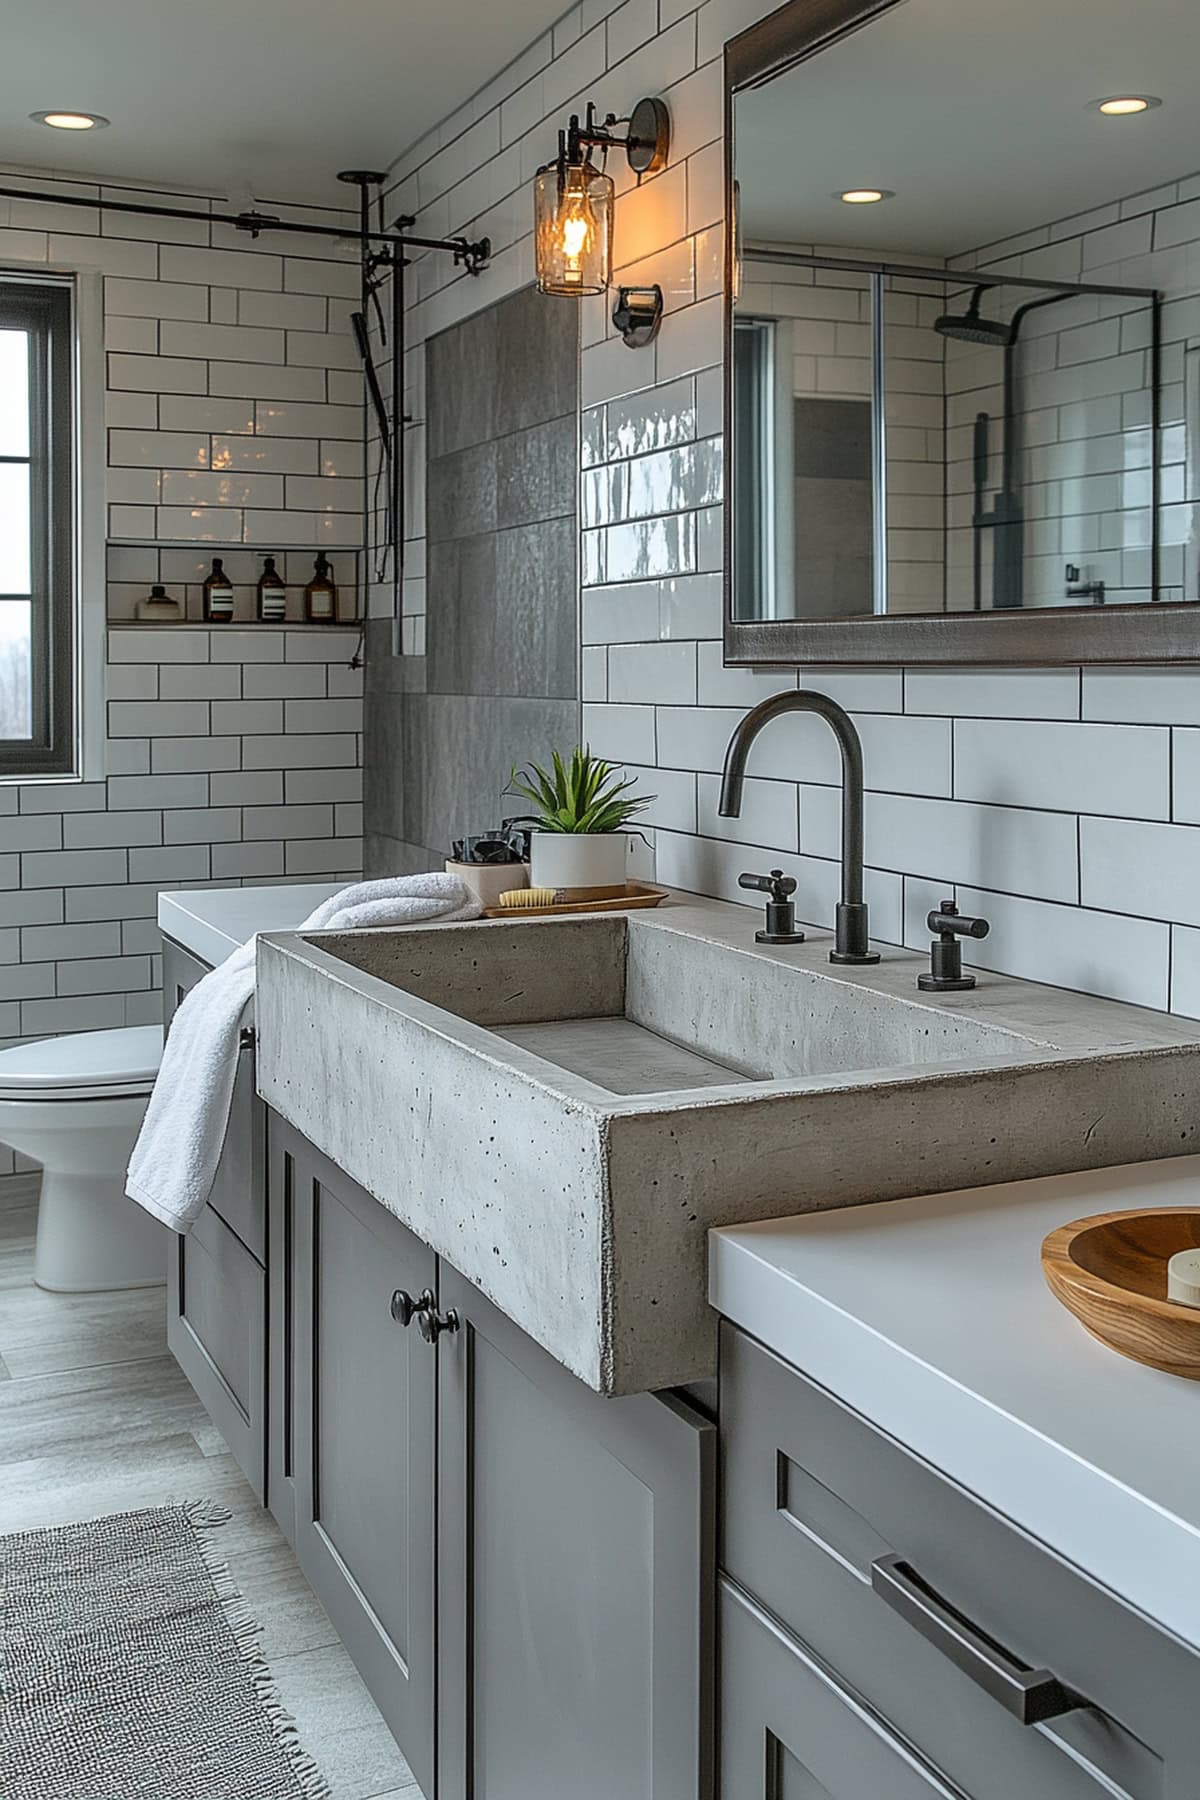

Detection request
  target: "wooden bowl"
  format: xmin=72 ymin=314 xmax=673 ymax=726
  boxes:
xmin=1041 ymin=1209 xmax=1200 ymax=1378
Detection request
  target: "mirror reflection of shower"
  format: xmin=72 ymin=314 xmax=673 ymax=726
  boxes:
xmin=933 ymin=284 xmax=1081 ymax=612
xmin=731 ymin=248 xmax=1161 ymax=623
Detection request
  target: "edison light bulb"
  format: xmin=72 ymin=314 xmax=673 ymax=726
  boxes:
xmin=534 ymin=157 xmax=613 ymax=297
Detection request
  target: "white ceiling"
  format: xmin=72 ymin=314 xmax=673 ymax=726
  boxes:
xmin=1 ymin=0 xmax=567 ymax=206
xmin=736 ymin=0 xmax=1200 ymax=258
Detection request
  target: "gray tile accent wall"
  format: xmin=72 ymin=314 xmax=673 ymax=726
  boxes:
xmin=364 ymin=286 xmax=580 ymax=870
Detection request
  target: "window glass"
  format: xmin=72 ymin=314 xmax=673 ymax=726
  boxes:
xmin=0 ymin=601 xmax=32 ymax=739
xmin=0 ymin=331 xmax=30 ymax=458
xmin=0 ymin=463 xmax=32 ymax=595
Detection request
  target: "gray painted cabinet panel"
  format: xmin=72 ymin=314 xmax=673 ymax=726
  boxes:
xmin=275 ymin=1119 xmax=437 ymax=1800
xmin=720 ymin=1323 xmax=1196 ymax=1800
xmin=163 ymin=937 xmax=266 ymax=1499
xmin=720 ymin=1579 xmax=961 ymax=1800
xmin=436 ymin=1259 xmax=716 ymax=1800
xmin=266 ymin=1117 xmax=298 ymax=1549
xmin=167 ymin=1200 xmax=265 ymax=1500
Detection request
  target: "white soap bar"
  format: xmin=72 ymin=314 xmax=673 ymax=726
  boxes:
xmin=1166 ymin=1248 xmax=1200 ymax=1309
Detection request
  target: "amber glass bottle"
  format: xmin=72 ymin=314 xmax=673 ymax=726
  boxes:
xmin=202 ymin=557 xmax=234 ymax=622
xmin=305 ymin=554 xmax=337 ymax=623
xmin=257 ymin=555 xmax=287 ymax=622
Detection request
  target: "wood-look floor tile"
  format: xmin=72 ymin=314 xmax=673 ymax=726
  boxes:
xmin=0 ymin=1281 xmax=167 ymax=1377
xmin=0 ymin=1353 xmax=206 ymax=1461
xmin=0 ymin=1434 xmax=239 ymax=1534
xmin=224 ymin=1540 xmax=342 ymax=1659
xmin=269 ymin=1644 xmax=420 ymax=1800
xmin=190 ymin=1418 xmax=229 ymax=1457
xmin=0 ymin=1208 xmax=39 ymax=1288
xmin=0 ymin=1201 xmax=36 ymax=1238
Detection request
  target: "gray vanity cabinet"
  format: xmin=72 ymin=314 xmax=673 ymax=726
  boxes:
xmin=435 ymin=1260 xmax=716 ymax=1800
xmin=270 ymin=1117 xmax=438 ymax=1800
xmin=162 ymin=937 xmax=267 ymax=1500
xmin=720 ymin=1579 xmax=960 ymax=1799
xmin=720 ymin=1323 xmax=1199 ymax=1800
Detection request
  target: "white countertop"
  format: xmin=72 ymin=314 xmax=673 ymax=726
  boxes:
xmin=710 ymin=1157 xmax=1200 ymax=1651
xmin=158 ymin=882 xmax=344 ymax=967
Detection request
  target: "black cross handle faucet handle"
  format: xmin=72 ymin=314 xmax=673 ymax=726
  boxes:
xmin=738 ymin=870 xmax=805 ymax=947
xmin=738 ymin=869 xmax=797 ymax=904
xmin=918 ymin=899 xmax=990 ymax=993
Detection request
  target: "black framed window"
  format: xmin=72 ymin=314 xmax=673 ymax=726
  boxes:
xmin=0 ymin=279 xmax=74 ymax=777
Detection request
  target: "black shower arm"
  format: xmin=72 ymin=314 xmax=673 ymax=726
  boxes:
xmin=1000 ymin=292 xmax=1080 ymax=498
xmin=1007 ymin=291 xmax=1078 ymax=341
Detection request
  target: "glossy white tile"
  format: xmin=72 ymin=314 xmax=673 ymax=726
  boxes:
xmin=955 ymin=718 xmax=1169 ymax=820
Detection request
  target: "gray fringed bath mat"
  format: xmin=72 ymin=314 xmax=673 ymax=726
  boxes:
xmin=0 ymin=1500 xmax=330 ymax=1800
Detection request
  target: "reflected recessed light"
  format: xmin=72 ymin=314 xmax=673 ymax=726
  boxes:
xmin=30 ymin=110 xmax=110 ymax=131
xmin=837 ymin=188 xmax=894 ymax=205
xmin=1089 ymin=95 xmax=1161 ymax=116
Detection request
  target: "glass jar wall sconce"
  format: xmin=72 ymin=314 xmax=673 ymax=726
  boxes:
xmin=533 ymin=96 xmax=670 ymax=348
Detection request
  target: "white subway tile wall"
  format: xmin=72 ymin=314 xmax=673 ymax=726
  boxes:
xmin=0 ymin=171 xmax=366 ymax=619
xmin=380 ymin=0 xmax=1200 ymax=1017
xmin=0 ymin=626 xmax=361 ymax=1046
xmin=0 ymin=174 xmax=366 ymax=1095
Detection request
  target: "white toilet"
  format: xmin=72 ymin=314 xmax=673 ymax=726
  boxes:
xmin=0 ymin=1024 xmax=167 ymax=1292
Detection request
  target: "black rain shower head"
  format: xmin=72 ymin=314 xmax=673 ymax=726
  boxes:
xmin=933 ymin=285 xmax=1015 ymax=347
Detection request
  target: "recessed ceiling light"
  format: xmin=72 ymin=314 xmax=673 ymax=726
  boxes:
xmin=30 ymin=110 xmax=110 ymax=131
xmin=1089 ymin=95 xmax=1161 ymax=116
xmin=838 ymin=188 xmax=894 ymax=205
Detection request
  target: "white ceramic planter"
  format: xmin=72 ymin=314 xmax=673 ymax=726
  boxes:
xmin=445 ymin=860 xmax=529 ymax=910
xmin=529 ymin=832 xmax=627 ymax=891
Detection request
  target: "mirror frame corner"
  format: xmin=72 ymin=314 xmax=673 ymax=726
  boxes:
xmin=721 ymin=0 xmax=1198 ymax=667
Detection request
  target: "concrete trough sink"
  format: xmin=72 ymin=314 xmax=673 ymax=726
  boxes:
xmin=256 ymin=896 xmax=1200 ymax=1395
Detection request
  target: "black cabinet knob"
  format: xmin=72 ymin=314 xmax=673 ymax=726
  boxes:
xmin=390 ymin=1287 xmax=435 ymax=1328
xmin=417 ymin=1305 xmax=461 ymax=1344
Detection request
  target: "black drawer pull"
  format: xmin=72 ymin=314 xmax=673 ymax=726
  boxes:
xmin=870 ymin=1555 xmax=1082 ymax=1727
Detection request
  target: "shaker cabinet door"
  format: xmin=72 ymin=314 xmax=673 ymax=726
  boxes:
xmin=283 ymin=1122 xmax=438 ymax=1800
xmin=436 ymin=1260 xmax=716 ymax=1800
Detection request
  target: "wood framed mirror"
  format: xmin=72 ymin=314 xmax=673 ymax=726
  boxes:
xmin=723 ymin=0 xmax=1200 ymax=665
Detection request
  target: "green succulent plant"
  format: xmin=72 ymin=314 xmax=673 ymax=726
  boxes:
xmin=507 ymin=747 xmax=653 ymax=835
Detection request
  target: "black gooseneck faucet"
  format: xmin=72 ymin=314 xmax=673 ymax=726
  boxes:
xmin=718 ymin=689 xmax=880 ymax=965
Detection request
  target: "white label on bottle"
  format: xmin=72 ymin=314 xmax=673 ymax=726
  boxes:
xmin=208 ymin=584 xmax=234 ymax=618
xmin=309 ymin=585 xmax=334 ymax=619
xmin=261 ymin=590 xmax=286 ymax=620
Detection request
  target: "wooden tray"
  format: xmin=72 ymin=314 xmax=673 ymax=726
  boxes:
xmin=481 ymin=881 xmax=668 ymax=920
xmin=1041 ymin=1208 xmax=1200 ymax=1378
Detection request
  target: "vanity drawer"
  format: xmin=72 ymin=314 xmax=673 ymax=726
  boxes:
xmin=720 ymin=1577 xmax=961 ymax=1800
xmin=720 ymin=1324 xmax=1191 ymax=1800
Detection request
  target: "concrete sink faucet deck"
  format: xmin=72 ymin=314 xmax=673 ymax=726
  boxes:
xmin=255 ymin=893 xmax=1200 ymax=1396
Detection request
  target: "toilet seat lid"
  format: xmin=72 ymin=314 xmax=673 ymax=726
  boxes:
xmin=0 ymin=1024 xmax=163 ymax=1093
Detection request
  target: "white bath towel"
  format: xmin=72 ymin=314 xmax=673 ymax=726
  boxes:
xmin=126 ymin=874 xmax=481 ymax=1234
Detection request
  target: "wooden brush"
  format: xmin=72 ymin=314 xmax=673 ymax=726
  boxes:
xmin=496 ymin=886 xmax=563 ymax=910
